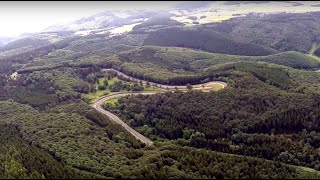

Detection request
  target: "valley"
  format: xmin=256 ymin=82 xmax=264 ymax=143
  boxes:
xmin=1 ymin=1 xmax=320 ymax=179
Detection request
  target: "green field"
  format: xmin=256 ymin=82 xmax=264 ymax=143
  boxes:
xmin=84 ymin=77 xmax=162 ymax=103
xmin=103 ymin=97 xmax=121 ymax=105
xmin=208 ymin=83 xmax=224 ymax=91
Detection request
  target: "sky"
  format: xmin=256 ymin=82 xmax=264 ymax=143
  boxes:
xmin=0 ymin=1 xmax=182 ymax=37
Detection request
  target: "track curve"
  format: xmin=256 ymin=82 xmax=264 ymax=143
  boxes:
xmin=92 ymin=69 xmax=228 ymax=145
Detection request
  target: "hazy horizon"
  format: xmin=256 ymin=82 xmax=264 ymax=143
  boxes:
xmin=0 ymin=1 xmax=183 ymax=38
xmin=0 ymin=1 xmax=319 ymax=38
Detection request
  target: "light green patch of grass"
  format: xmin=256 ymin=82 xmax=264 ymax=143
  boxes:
xmin=143 ymin=85 xmax=163 ymax=92
xmin=308 ymin=42 xmax=319 ymax=55
xmin=180 ymin=83 xmax=224 ymax=92
xmin=290 ymin=164 xmax=320 ymax=178
xmin=209 ymin=84 xmax=224 ymax=91
xmin=103 ymin=97 xmax=120 ymax=105
xmin=85 ymin=91 xmax=109 ymax=103
xmin=84 ymin=77 xmax=163 ymax=103
xmin=84 ymin=78 xmax=116 ymax=102
xmin=308 ymin=42 xmax=320 ymax=62
xmin=309 ymin=54 xmax=320 ymax=62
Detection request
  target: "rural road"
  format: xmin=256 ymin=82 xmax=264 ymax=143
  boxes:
xmin=92 ymin=69 xmax=227 ymax=145
xmin=102 ymin=69 xmax=228 ymax=89
xmin=92 ymin=92 xmax=156 ymax=146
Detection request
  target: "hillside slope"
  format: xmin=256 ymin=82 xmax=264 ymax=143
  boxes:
xmin=209 ymin=12 xmax=320 ymax=53
xmin=113 ymin=46 xmax=319 ymax=85
xmin=0 ymin=123 xmax=87 ymax=179
xmin=142 ymin=27 xmax=278 ymax=56
xmin=118 ymin=46 xmax=319 ymax=71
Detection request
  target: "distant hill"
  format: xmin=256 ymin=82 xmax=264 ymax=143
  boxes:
xmin=0 ymin=37 xmax=15 ymax=47
xmin=132 ymin=11 xmax=184 ymax=31
xmin=208 ymin=12 xmax=320 ymax=53
xmin=119 ymin=46 xmax=319 ymax=71
xmin=44 ymin=10 xmax=154 ymax=32
xmin=0 ymin=38 xmax=50 ymax=52
xmin=114 ymin=46 xmax=320 ymax=85
xmin=0 ymin=37 xmax=75 ymax=74
xmin=143 ymin=27 xmax=278 ymax=56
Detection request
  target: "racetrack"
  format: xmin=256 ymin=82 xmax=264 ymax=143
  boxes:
xmin=92 ymin=69 xmax=227 ymax=145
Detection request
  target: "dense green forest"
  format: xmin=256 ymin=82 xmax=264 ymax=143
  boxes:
xmin=142 ymin=27 xmax=278 ymax=56
xmin=1 ymin=10 xmax=320 ymax=179
xmin=132 ymin=12 xmax=320 ymax=55
xmin=1 ymin=97 xmax=317 ymax=178
xmin=2 ymin=57 xmax=320 ymax=178
xmin=0 ymin=123 xmax=93 ymax=179
xmin=315 ymin=48 xmax=320 ymax=57
xmin=208 ymin=12 xmax=320 ymax=53
xmin=15 ymin=45 xmax=319 ymax=87
xmin=106 ymin=62 xmax=320 ymax=171
xmin=115 ymin=46 xmax=319 ymax=85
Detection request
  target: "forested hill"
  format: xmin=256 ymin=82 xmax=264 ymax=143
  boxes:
xmin=142 ymin=27 xmax=278 ymax=56
xmin=115 ymin=46 xmax=320 ymax=85
xmin=107 ymin=61 xmax=320 ymax=174
xmin=0 ymin=123 xmax=92 ymax=179
xmin=207 ymin=12 xmax=320 ymax=53
xmin=0 ymin=7 xmax=320 ymax=179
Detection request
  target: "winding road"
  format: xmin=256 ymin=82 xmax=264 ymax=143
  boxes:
xmin=92 ymin=92 xmax=156 ymax=146
xmin=92 ymin=69 xmax=227 ymax=146
xmin=102 ymin=69 xmax=228 ymax=89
